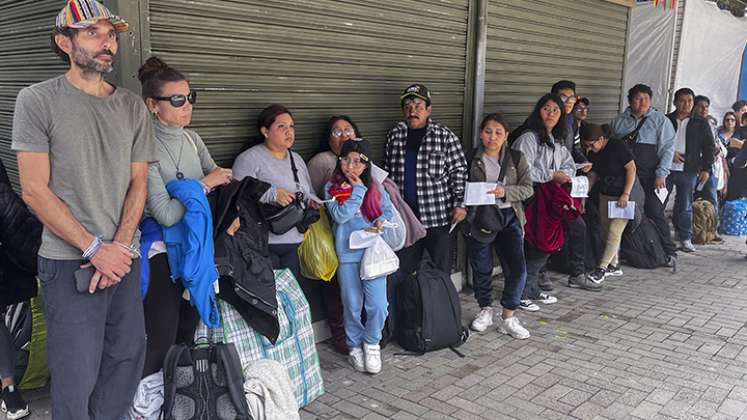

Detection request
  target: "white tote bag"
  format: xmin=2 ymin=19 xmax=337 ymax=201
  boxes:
xmin=359 ymin=236 xmax=399 ymax=280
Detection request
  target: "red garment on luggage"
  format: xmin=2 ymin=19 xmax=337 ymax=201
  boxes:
xmin=524 ymin=181 xmax=580 ymax=253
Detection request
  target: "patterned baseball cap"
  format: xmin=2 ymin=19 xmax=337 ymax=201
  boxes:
xmin=400 ymin=84 xmax=431 ymax=107
xmin=55 ymin=0 xmax=129 ymax=33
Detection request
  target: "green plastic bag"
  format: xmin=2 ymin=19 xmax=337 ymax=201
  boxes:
xmin=20 ymin=291 xmax=49 ymax=390
xmin=298 ymin=208 xmax=338 ymax=281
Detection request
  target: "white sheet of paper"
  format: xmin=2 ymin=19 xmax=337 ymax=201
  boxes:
xmin=371 ymin=164 xmax=389 ymax=184
xmin=570 ymin=176 xmax=589 ymax=198
xmin=575 ymin=162 xmax=592 ymax=170
xmin=464 ymin=182 xmax=497 ymax=206
xmin=655 ymin=187 xmax=668 ymax=204
xmin=608 ymin=201 xmax=636 ymax=220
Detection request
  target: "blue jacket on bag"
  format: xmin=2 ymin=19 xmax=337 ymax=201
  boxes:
xmin=164 ymin=179 xmax=221 ymax=328
xmin=324 ymin=183 xmax=395 ymax=263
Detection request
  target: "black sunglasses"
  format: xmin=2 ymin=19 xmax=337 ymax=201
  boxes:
xmin=153 ymin=90 xmax=197 ymax=108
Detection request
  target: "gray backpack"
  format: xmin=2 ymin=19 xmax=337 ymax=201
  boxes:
xmin=162 ymin=341 xmax=250 ymax=420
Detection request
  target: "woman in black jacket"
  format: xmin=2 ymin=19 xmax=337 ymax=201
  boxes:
xmin=0 ymin=159 xmax=42 ymax=419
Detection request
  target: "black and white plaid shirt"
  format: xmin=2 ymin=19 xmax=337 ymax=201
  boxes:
xmin=384 ymin=119 xmax=467 ymax=229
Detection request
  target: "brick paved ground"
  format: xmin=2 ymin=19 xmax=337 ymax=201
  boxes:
xmin=21 ymin=236 xmax=747 ymax=419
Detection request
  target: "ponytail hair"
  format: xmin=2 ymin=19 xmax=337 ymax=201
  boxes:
xmin=137 ymin=56 xmax=187 ymax=99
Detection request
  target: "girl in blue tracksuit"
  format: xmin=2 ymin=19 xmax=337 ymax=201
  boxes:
xmin=324 ymin=139 xmax=394 ymax=374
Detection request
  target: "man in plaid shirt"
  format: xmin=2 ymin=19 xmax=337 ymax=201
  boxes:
xmin=384 ymin=84 xmax=468 ymax=275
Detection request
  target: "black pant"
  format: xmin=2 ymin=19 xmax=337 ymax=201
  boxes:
xmin=142 ymin=254 xmax=200 ymax=377
xmin=640 ymin=176 xmax=677 ymax=256
xmin=523 ymin=243 xmax=550 ymax=300
xmin=38 ymin=257 xmax=145 ymax=420
xmin=0 ymin=311 xmax=14 ymax=381
xmin=396 ymin=225 xmax=451 ymax=275
xmin=563 ymin=216 xmax=587 ymax=276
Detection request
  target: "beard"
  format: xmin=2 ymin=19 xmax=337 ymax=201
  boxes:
xmin=70 ymin=43 xmax=114 ymax=74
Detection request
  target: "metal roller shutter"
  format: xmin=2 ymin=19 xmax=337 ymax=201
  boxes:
xmin=146 ymin=0 xmax=471 ymax=165
xmin=0 ymin=0 xmax=66 ymax=186
xmin=484 ymin=0 xmax=629 ymax=129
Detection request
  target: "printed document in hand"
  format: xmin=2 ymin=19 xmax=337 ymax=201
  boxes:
xmin=655 ymin=187 xmax=668 ymax=204
xmin=608 ymin=201 xmax=636 ymax=220
xmin=570 ymin=176 xmax=589 ymax=198
xmin=464 ymin=182 xmax=497 ymax=206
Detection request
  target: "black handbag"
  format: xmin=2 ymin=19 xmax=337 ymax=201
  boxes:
xmin=468 ymin=149 xmax=519 ymax=243
xmin=262 ymin=151 xmax=307 ymax=235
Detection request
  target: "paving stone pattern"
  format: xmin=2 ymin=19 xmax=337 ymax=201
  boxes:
xmin=22 ymin=237 xmax=747 ymax=419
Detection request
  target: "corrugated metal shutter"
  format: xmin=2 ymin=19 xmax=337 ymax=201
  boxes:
xmin=0 ymin=0 xmax=66 ymax=186
xmin=146 ymin=0 xmax=472 ymax=318
xmin=146 ymin=0 xmax=471 ymax=165
xmin=484 ymin=0 xmax=629 ymax=129
xmin=669 ymin=0 xmax=686 ymax=107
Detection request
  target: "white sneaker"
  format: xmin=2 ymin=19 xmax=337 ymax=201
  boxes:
xmin=470 ymin=307 xmax=494 ymax=332
xmin=535 ymin=293 xmax=558 ymax=304
xmin=519 ymin=299 xmax=540 ymax=311
xmin=499 ymin=316 xmax=530 ymax=339
xmin=680 ymin=240 xmax=696 ymax=253
xmin=363 ymin=343 xmax=382 ymax=374
xmin=348 ymin=347 xmax=365 ymax=372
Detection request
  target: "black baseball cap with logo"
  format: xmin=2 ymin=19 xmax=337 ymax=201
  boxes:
xmin=400 ymin=84 xmax=431 ymax=107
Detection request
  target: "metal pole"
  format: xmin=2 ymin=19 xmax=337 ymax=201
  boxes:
xmin=471 ymin=0 xmax=488 ymax=151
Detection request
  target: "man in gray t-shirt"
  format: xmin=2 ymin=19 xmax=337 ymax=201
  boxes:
xmin=11 ymin=2 xmax=155 ymax=419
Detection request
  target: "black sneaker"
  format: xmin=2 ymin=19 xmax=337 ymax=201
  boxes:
xmin=568 ymin=273 xmax=603 ymax=291
xmin=605 ymin=264 xmax=623 ymax=277
xmin=587 ymin=268 xmax=607 ymax=284
xmin=1 ymin=386 xmax=30 ymax=420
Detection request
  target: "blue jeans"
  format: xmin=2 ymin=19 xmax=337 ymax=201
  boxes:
xmin=695 ymin=174 xmax=719 ymax=225
xmin=467 ymin=223 xmax=527 ymax=310
xmin=666 ymin=171 xmax=698 ymax=241
xmin=337 ymin=262 xmax=388 ymax=348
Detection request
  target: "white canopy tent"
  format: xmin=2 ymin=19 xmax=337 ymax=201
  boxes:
xmin=623 ymin=0 xmax=747 ymax=120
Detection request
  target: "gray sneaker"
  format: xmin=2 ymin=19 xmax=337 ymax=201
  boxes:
xmin=538 ymin=269 xmax=553 ymax=291
xmin=568 ymin=273 xmax=603 ymax=291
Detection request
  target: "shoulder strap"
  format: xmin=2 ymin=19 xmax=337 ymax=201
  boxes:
xmin=183 ymin=131 xmax=199 ymax=153
xmin=216 ymin=343 xmax=251 ymax=418
xmin=162 ymin=344 xmax=190 ymax=419
xmin=626 ymin=116 xmax=649 ymax=143
xmin=288 ymin=150 xmax=301 ymax=187
xmin=497 ymin=148 xmax=514 ymax=183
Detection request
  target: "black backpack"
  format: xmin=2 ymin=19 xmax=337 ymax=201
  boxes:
xmin=396 ymin=267 xmax=469 ymax=356
xmin=620 ymin=217 xmax=668 ymax=269
xmin=162 ymin=342 xmax=250 ymax=420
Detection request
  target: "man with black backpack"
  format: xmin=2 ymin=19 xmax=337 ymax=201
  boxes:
xmin=610 ymin=84 xmax=677 ymax=267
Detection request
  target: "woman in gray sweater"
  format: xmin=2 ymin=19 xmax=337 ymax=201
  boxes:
xmin=138 ymin=57 xmax=232 ymax=377
xmin=232 ymin=105 xmax=320 ymax=277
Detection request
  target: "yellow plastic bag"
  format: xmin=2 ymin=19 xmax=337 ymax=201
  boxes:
xmin=298 ymin=208 xmax=338 ymax=281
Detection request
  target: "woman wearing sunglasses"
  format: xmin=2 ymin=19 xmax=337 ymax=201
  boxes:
xmin=136 ymin=56 xmax=232 ymax=378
